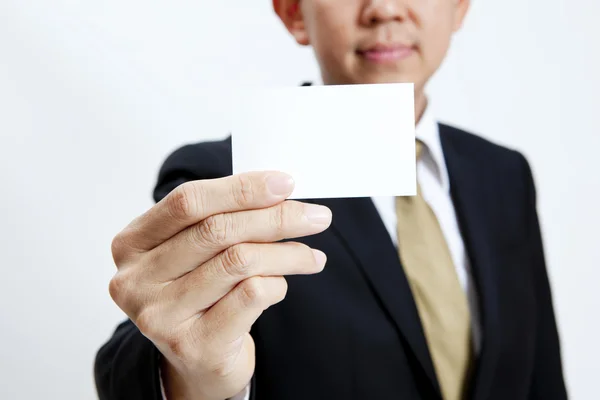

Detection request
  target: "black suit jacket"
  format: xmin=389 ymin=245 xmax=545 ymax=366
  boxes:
xmin=95 ymin=124 xmax=567 ymax=400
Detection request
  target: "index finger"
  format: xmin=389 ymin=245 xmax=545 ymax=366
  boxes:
xmin=118 ymin=171 xmax=295 ymax=253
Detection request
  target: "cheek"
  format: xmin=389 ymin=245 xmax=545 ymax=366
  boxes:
xmin=421 ymin=0 xmax=455 ymax=57
xmin=417 ymin=11 xmax=455 ymax=70
xmin=422 ymin=27 xmax=452 ymax=65
xmin=307 ymin=8 xmax=356 ymax=78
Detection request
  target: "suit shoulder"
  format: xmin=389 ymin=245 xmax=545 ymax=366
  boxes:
xmin=153 ymin=136 xmax=232 ymax=202
xmin=439 ymin=123 xmax=527 ymax=170
xmin=161 ymin=136 xmax=232 ymax=177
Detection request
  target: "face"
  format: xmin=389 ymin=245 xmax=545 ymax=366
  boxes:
xmin=274 ymin=0 xmax=470 ymax=93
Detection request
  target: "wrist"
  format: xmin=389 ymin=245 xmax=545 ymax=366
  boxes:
xmin=161 ymin=358 xmax=219 ymax=400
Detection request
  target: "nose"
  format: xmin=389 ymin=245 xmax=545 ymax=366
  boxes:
xmin=361 ymin=0 xmax=408 ymax=26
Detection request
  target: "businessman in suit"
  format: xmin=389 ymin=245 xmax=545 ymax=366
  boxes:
xmin=95 ymin=0 xmax=568 ymax=399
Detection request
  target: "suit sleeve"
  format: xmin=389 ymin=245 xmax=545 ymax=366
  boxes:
xmin=95 ymin=320 xmax=163 ymax=400
xmin=520 ymin=155 xmax=568 ymax=399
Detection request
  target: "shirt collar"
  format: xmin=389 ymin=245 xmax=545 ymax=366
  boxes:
xmin=416 ymin=99 xmax=450 ymax=192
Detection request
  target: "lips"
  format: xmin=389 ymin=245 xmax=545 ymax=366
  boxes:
xmin=357 ymin=44 xmax=415 ymax=63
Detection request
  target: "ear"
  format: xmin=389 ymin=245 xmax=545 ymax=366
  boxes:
xmin=452 ymin=0 xmax=471 ymax=32
xmin=273 ymin=0 xmax=309 ymax=46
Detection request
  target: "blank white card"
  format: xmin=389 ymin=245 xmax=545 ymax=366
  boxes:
xmin=231 ymin=83 xmax=416 ymax=199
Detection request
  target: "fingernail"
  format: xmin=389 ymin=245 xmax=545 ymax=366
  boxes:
xmin=312 ymin=249 xmax=327 ymax=267
xmin=303 ymin=203 xmax=332 ymax=224
xmin=266 ymin=173 xmax=295 ymax=196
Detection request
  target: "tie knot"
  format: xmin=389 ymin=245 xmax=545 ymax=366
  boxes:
xmin=415 ymin=140 xmax=424 ymax=160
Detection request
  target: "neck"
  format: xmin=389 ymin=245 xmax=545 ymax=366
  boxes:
xmin=415 ymin=91 xmax=428 ymax=125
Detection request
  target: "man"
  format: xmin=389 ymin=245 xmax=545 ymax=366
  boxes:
xmin=95 ymin=1 xmax=568 ymax=399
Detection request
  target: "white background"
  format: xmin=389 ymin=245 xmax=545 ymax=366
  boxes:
xmin=0 ymin=0 xmax=598 ymax=399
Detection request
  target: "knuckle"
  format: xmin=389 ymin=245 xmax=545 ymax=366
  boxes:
xmin=110 ymin=230 xmax=143 ymax=266
xmin=164 ymin=333 xmax=189 ymax=360
xmin=238 ymin=277 xmax=266 ymax=308
xmin=108 ymin=270 xmax=132 ymax=307
xmin=167 ymin=183 xmax=201 ymax=221
xmin=135 ymin=307 xmax=162 ymax=339
xmin=232 ymin=174 xmax=255 ymax=207
xmin=221 ymin=244 xmax=254 ymax=278
xmin=271 ymin=201 xmax=304 ymax=232
xmin=110 ymin=233 xmax=128 ymax=266
xmin=270 ymin=203 xmax=286 ymax=233
xmin=194 ymin=214 xmax=234 ymax=247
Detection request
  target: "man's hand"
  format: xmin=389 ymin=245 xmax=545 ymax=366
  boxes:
xmin=109 ymin=172 xmax=332 ymax=400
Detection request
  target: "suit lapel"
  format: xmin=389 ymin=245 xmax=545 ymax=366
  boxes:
xmin=439 ymin=125 xmax=501 ymax=400
xmin=315 ymin=196 xmax=441 ymax=396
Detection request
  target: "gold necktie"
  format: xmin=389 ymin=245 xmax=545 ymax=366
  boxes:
xmin=395 ymin=141 xmax=472 ymax=400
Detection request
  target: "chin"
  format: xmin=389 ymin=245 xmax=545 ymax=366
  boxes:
xmin=351 ymin=73 xmax=419 ymax=86
xmin=324 ymin=69 xmax=421 ymax=87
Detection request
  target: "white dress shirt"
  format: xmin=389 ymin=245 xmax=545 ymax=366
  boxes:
xmin=161 ymin=101 xmax=482 ymax=400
